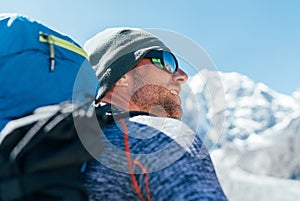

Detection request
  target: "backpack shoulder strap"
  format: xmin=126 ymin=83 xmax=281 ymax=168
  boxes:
xmin=0 ymin=105 xmax=60 ymax=145
xmin=0 ymin=101 xmax=98 ymax=201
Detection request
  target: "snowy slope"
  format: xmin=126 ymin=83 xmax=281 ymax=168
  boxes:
xmin=181 ymin=70 xmax=300 ymax=201
xmin=182 ymin=70 xmax=300 ymax=147
xmin=212 ymin=149 xmax=300 ymax=201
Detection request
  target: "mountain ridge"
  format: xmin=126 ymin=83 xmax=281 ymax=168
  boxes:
xmin=181 ymin=70 xmax=300 ymax=201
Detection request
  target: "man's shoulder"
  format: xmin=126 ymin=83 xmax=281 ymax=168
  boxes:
xmin=101 ymin=114 xmax=206 ymax=156
xmin=128 ymin=116 xmax=197 ymax=150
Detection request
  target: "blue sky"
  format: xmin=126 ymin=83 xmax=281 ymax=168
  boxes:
xmin=1 ymin=0 xmax=300 ymax=95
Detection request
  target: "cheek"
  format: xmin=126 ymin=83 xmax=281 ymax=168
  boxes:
xmin=144 ymin=71 xmax=171 ymax=85
xmin=130 ymin=66 xmax=172 ymax=89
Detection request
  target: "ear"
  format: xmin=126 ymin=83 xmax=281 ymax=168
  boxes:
xmin=115 ymin=75 xmax=129 ymax=87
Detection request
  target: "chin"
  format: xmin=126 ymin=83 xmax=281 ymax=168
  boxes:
xmin=168 ymin=106 xmax=182 ymax=119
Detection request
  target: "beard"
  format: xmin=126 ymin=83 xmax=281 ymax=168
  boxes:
xmin=129 ymin=74 xmax=183 ymax=119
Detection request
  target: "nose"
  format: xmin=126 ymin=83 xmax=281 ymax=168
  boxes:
xmin=173 ymin=68 xmax=188 ymax=84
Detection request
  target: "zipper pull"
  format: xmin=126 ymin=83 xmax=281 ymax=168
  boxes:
xmin=48 ymin=35 xmax=55 ymax=72
xmin=39 ymin=32 xmax=56 ymax=72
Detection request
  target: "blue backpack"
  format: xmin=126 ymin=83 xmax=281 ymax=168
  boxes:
xmin=0 ymin=14 xmax=101 ymax=201
xmin=0 ymin=14 xmax=95 ymax=131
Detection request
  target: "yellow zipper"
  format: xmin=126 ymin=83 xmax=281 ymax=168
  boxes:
xmin=39 ymin=32 xmax=88 ymax=59
xmin=39 ymin=32 xmax=88 ymax=71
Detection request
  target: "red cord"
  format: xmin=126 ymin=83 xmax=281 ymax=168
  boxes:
xmin=119 ymin=119 xmax=151 ymax=201
xmin=133 ymin=160 xmax=151 ymax=201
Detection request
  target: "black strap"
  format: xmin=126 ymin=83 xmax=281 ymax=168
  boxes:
xmin=0 ymin=171 xmax=87 ymax=201
xmin=96 ymin=104 xmax=152 ymax=124
xmin=0 ymin=176 xmax=22 ymax=201
xmin=7 ymin=101 xmax=92 ymax=163
xmin=0 ymin=102 xmax=93 ymax=201
xmin=0 ymin=103 xmax=150 ymax=201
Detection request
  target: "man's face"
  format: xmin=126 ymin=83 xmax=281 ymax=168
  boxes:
xmin=127 ymin=58 xmax=188 ymax=119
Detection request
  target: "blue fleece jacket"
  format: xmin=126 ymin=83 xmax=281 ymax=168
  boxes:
xmin=83 ymin=115 xmax=227 ymax=201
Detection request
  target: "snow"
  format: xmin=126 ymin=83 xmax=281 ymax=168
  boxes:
xmin=211 ymin=149 xmax=300 ymax=201
xmin=181 ymin=71 xmax=300 ymax=201
xmin=292 ymin=88 xmax=300 ymax=105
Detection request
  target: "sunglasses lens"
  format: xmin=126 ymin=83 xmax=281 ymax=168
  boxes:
xmin=163 ymin=51 xmax=177 ymax=73
xmin=144 ymin=50 xmax=178 ymax=74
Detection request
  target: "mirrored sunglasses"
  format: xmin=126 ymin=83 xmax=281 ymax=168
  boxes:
xmin=143 ymin=50 xmax=178 ymax=74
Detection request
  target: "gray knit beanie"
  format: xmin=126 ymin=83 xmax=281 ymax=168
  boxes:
xmin=84 ymin=27 xmax=171 ymax=102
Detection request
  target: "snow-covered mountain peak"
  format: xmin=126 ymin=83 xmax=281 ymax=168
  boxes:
xmin=183 ymin=70 xmax=300 ymax=201
xmin=183 ymin=70 xmax=300 ymax=147
xmin=292 ymin=88 xmax=300 ymax=105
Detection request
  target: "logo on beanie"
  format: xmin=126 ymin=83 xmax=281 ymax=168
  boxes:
xmin=134 ymin=49 xmax=144 ymax=60
xmin=101 ymin=68 xmax=112 ymax=81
